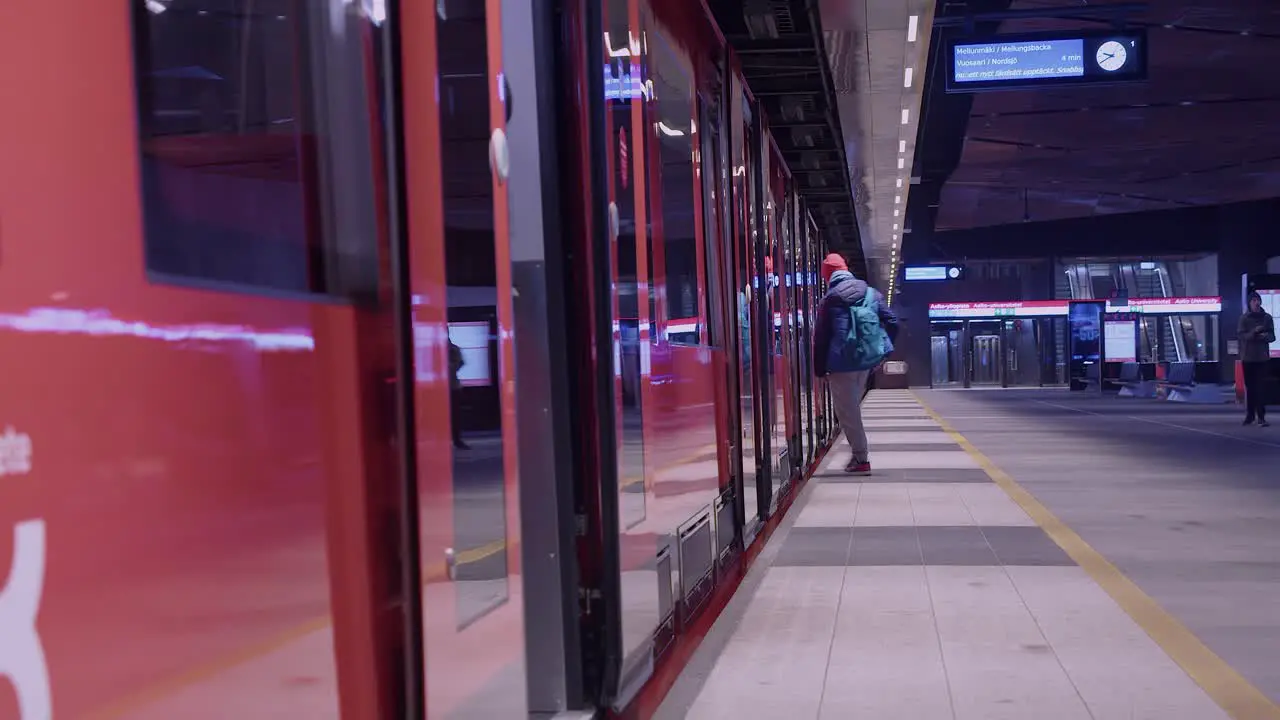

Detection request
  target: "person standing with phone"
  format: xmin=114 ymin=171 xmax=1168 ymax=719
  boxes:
xmin=1239 ymin=290 xmax=1276 ymax=427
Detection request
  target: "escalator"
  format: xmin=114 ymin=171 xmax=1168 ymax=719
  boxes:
xmin=1155 ymin=264 xmax=1204 ymax=362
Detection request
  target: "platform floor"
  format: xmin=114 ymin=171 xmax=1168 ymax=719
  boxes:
xmin=656 ymin=389 xmax=1280 ymax=720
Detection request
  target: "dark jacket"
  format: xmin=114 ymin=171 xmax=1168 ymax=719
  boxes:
xmin=1238 ymin=310 xmax=1275 ymax=364
xmin=813 ymin=272 xmax=899 ymax=376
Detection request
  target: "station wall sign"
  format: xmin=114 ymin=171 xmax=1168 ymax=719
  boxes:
xmin=1106 ymin=296 xmax=1222 ymax=314
xmin=928 ymin=301 xmax=1069 ymax=319
xmin=945 ymin=28 xmax=1148 ymax=93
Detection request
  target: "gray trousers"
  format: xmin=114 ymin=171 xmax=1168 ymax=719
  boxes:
xmin=829 ymin=370 xmax=871 ymax=462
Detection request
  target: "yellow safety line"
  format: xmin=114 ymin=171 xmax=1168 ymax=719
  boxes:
xmin=911 ymin=391 xmax=1280 ymax=720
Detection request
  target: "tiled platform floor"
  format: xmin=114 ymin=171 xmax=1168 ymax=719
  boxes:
xmin=655 ymin=390 xmax=1236 ymax=720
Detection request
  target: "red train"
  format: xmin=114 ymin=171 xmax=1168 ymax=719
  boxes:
xmin=0 ymin=0 xmax=843 ymax=717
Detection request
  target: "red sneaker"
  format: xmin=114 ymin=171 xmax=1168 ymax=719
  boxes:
xmin=845 ymin=459 xmax=871 ymax=476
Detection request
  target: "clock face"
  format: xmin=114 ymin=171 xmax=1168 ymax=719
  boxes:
xmin=948 ymin=267 xmax=961 ymax=279
xmin=1096 ymin=41 xmax=1128 ymax=72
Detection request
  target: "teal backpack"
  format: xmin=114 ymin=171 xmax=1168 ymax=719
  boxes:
xmin=843 ymin=290 xmax=891 ymax=371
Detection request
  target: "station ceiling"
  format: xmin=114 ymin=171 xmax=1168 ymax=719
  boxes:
xmin=709 ymin=0 xmax=868 ymax=275
xmin=912 ymin=0 xmax=1280 ymax=238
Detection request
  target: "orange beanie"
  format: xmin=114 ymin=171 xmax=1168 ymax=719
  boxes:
xmin=820 ymin=253 xmax=848 ymax=283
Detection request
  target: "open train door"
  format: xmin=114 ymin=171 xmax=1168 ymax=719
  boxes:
xmin=398 ymin=0 xmax=527 ymax=716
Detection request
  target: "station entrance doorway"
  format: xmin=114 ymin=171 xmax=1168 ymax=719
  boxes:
xmin=928 ymin=315 xmax=1061 ymax=388
xmin=927 ymin=302 xmax=1071 ymax=389
xmin=927 ymin=298 xmax=1224 ymax=390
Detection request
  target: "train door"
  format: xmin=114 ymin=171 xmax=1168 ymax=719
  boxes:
xmin=747 ymin=95 xmax=775 ymax=522
xmin=765 ymin=186 xmax=787 ymax=506
xmin=700 ymin=80 xmax=745 ymax=570
xmin=781 ymin=186 xmax=804 ymax=485
xmin=727 ymin=75 xmax=763 ymax=534
xmin=798 ymin=208 xmax=817 ymax=467
xmin=400 ymin=2 xmax=527 ymax=717
xmin=595 ymin=0 xmax=656 ymax=700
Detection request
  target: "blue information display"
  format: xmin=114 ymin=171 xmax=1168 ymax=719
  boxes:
xmin=904 ymin=265 xmax=965 ymax=282
xmin=954 ymin=39 xmax=1084 ymax=84
xmin=946 ymin=30 xmax=1147 ymax=93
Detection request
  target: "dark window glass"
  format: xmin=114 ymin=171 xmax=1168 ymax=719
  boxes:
xmin=649 ymin=32 xmax=699 ymax=332
xmin=131 ymin=0 xmax=384 ymax=299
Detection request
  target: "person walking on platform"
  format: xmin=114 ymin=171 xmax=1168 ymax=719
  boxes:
xmin=1239 ymin=290 xmax=1275 ymax=427
xmin=813 ymin=253 xmax=899 ymax=474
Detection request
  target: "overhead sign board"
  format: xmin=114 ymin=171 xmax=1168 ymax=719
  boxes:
xmin=904 ymin=265 xmax=965 ymax=282
xmin=945 ymin=29 xmax=1148 ymax=93
xmin=929 ymin=296 xmax=1221 ymax=319
xmin=1105 ymin=296 xmax=1222 ymax=314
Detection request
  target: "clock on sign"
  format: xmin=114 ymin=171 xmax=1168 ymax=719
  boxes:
xmin=1096 ymin=40 xmax=1127 ymax=72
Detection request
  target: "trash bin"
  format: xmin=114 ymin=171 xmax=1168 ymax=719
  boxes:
xmin=877 ymin=361 xmax=910 ymax=389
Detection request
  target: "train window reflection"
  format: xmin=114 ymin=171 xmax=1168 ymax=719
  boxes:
xmin=650 ymin=34 xmax=700 ymax=337
xmin=604 ymin=0 xmax=658 ymax=683
xmin=448 ymin=321 xmax=494 ymax=388
xmin=130 ymin=0 xmax=382 ymax=298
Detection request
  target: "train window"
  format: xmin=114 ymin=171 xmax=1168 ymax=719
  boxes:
xmin=130 ymin=0 xmax=384 ymax=299
xmin=649 ymin=32 xmax=701 ymax=343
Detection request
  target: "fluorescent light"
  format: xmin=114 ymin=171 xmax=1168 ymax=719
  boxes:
xmin=904 ymin=68 xmax=914 ymax=88
xmin=894 ymin=195 xmax=901 ymax=204
xmin=908 ymin=15 xmax=919 ymax=43
xmin=898 ymin=158 xmax=905 ymax=169
xmin=901 ymin=108 xmax=910 ymax=125
xmin=896 ymin=178 xmax=903 ymax=188
xmin=893 ymin=224 xmax=899 ymax=230
xmin=893 ymin=209 xmax=900 ymax=217
xmin=899 ymin=140 xmax=906 ymax=153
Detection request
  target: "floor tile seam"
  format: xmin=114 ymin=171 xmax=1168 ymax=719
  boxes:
xmin=914 ymin=390 xmax=1280 ymax=719
xmin=920 ymin=556 xmax=959 ymax=720
xmin=813 ymin=492 xmax=859 ymax=720
xmin=994 ymin=559 xmax=1099 ymax=719
xmin=907 ymin=482 xmax=976 ymax=529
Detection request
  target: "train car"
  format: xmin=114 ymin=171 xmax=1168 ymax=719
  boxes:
xmin=0 ymin=0 xmax=842 ymax=718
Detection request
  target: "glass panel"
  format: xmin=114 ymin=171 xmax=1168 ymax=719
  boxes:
xmin=602 ymin=0 xmax=658 ymax=673
xmin=798 ymin=217 xmax=813 ymax=462
xmin=767 ymin=191 xmax=787 ymax=498
xmin=132 ymin=0 xmax=380 ymax=297
xmin=734 ymin=96 xmax=759 ymax=525
xmin=698 ymin=99 xmax=724 ymax=350
xmin=436 ymin=0 xmax=510 ymax=629
xmin=782 ymin=201 xmax=801 ymax=470
xmin=657 ymin=62 xmax=699 ymax=338
xmin=645 ymin=18 xmax=719 ymax=625
xmin=1008 ymin=318 xmax=1041 ymax=386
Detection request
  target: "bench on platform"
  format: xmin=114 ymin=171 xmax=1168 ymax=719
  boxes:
xmin=1117 ymin=362 xmax=1157 ymax=399
xmin=1157 ymin=361 xmax=1227 ymax=404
